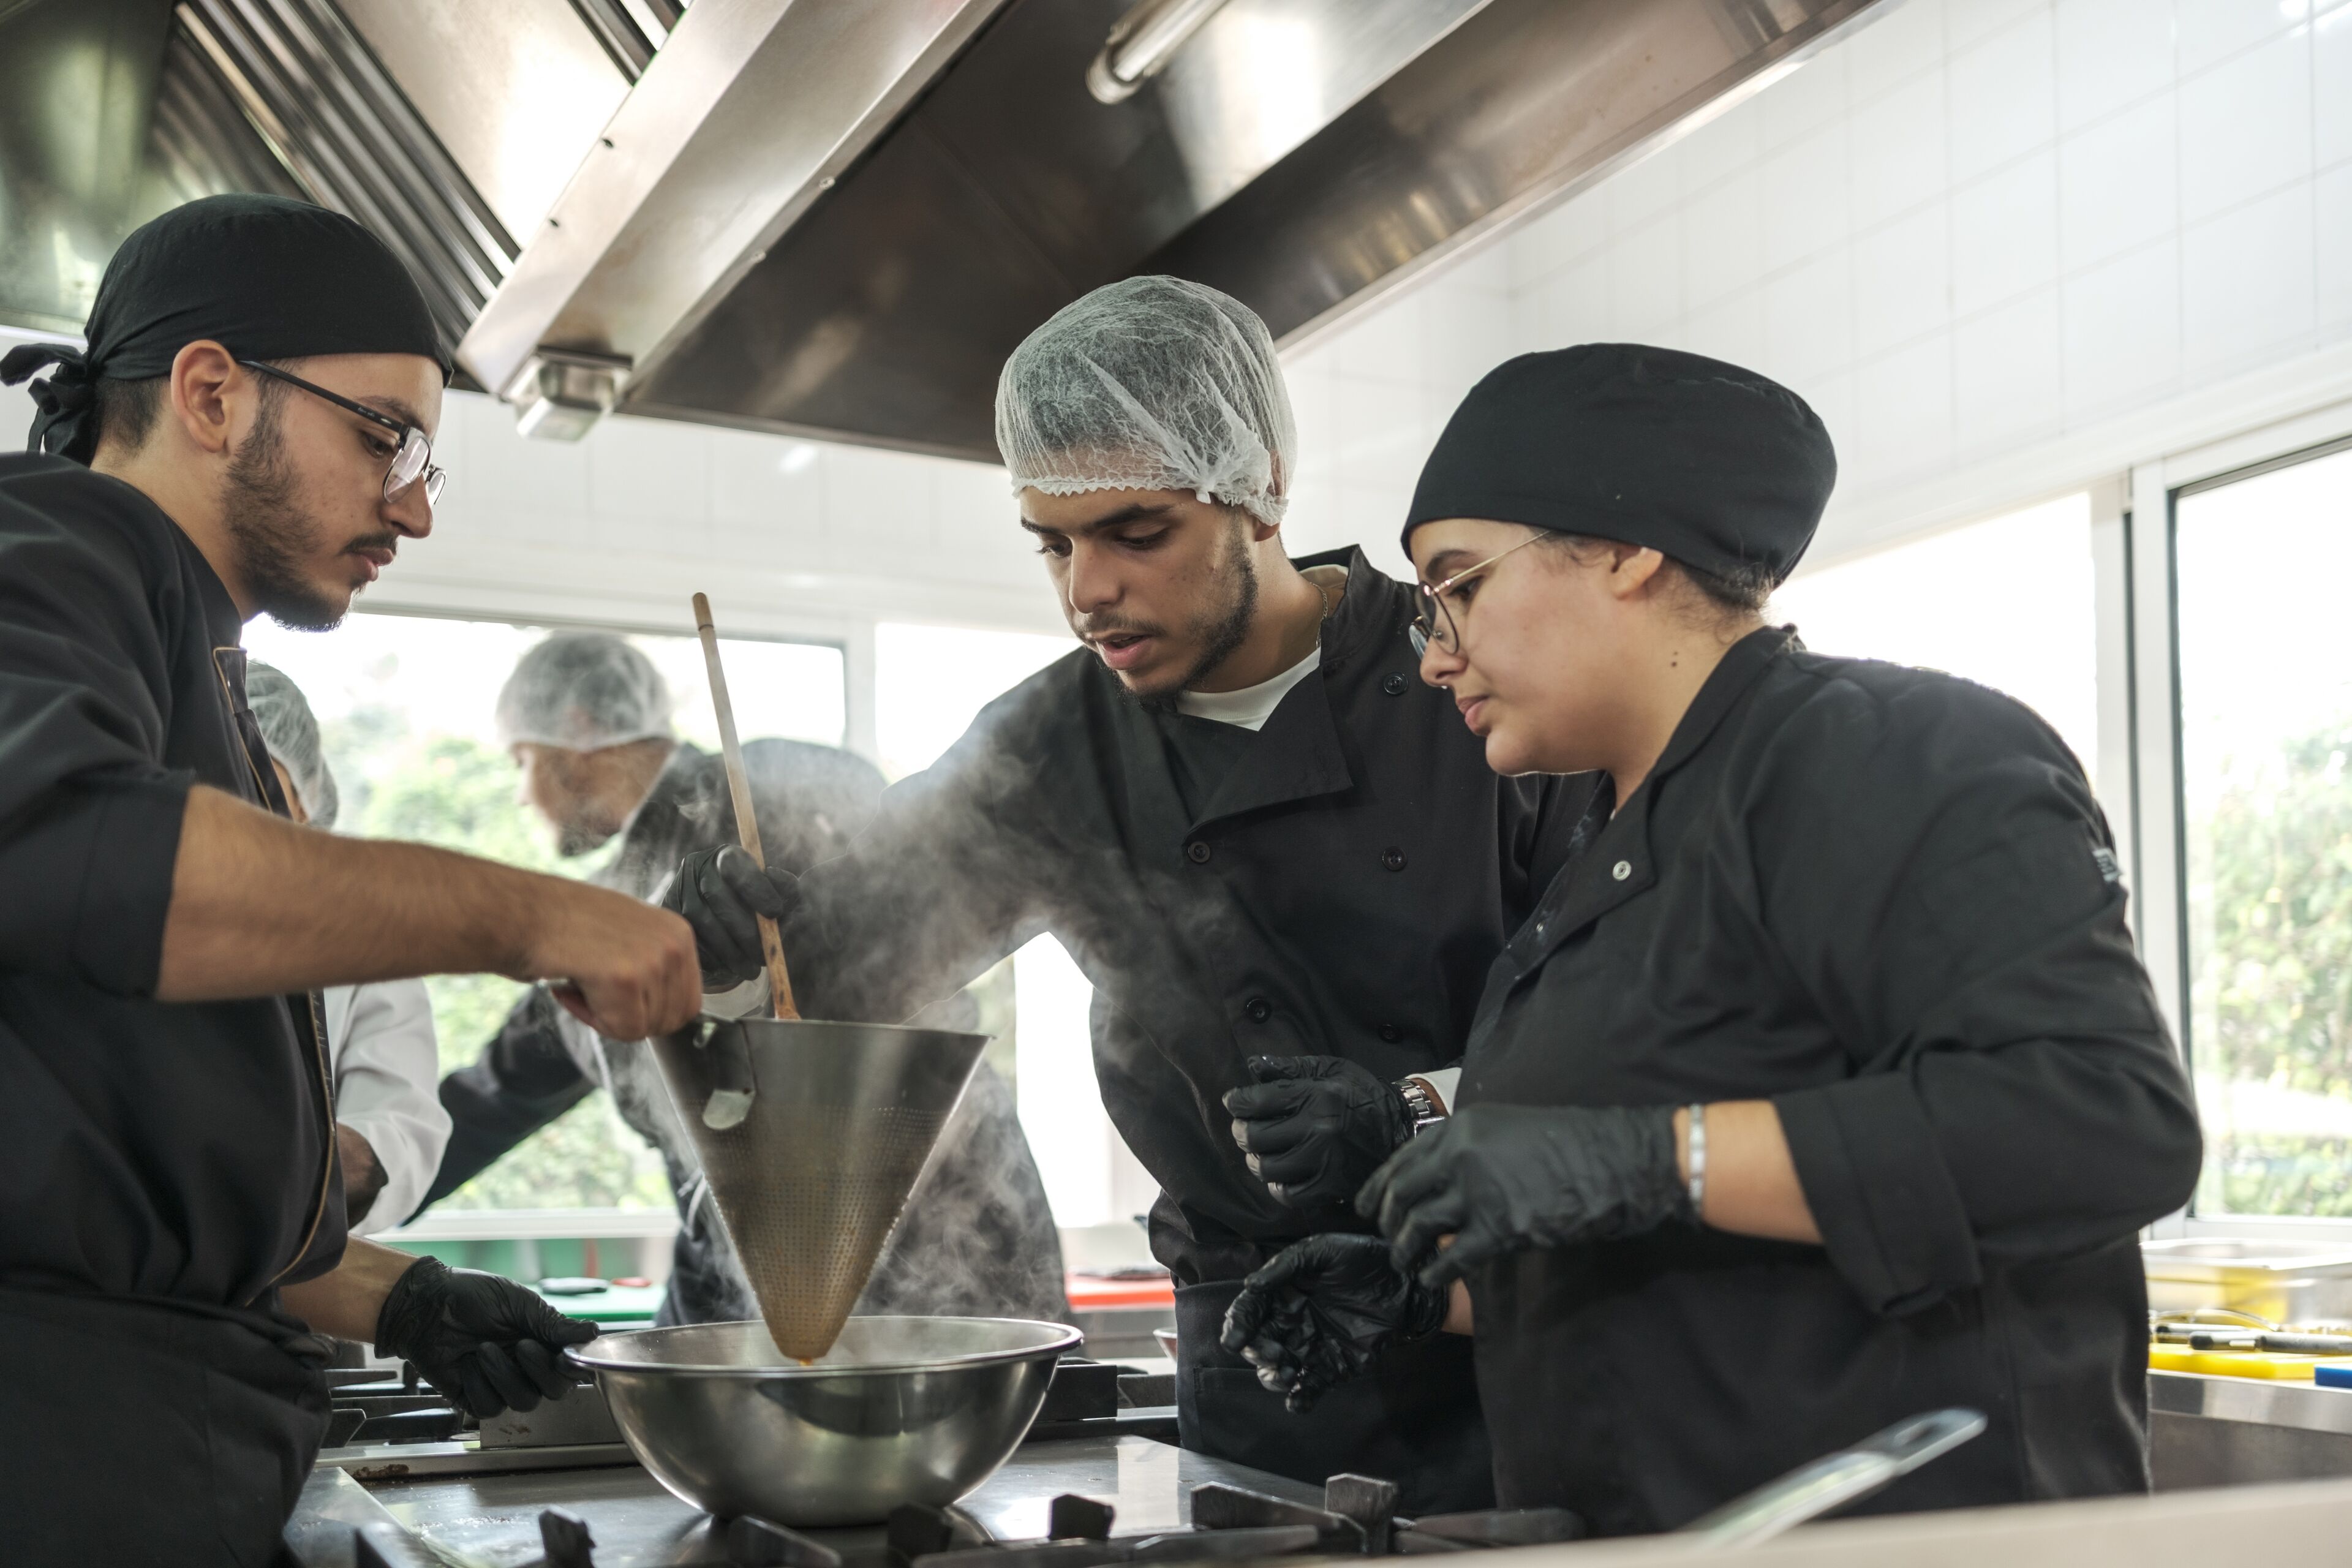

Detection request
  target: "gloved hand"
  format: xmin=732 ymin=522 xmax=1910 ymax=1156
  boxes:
xmin=1224 ymin=1056 xmax=1416 ymax=1211
xmin=663 ymin=845 xmax=801 ymax=989
xmin=375 ymin=1256 xmax=601 ymax=1418
xmin=1219 ymin=1233 xmax=1449 ymax=1413
xmin=1357 ymin=1102 xmax=1688 ymax=1290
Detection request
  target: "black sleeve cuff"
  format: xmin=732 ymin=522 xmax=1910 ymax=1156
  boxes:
xmin=1774 ymin=1072 xmax=1982 ymax=1316
xmin=75 ymin=773 xmax=192 ymax=996
xmin=0 ymin=771 xmax=190 ymax=994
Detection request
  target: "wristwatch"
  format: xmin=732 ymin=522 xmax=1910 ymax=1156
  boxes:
xmin=1395 ymin=1077 xmax=1446 ymax=1135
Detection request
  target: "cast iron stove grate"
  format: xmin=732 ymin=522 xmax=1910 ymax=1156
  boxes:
xmin=346 ymin=1475 xmax=1585 ymax=1568
xmin=889 ymin=1476 xmax=1585 ymax=1568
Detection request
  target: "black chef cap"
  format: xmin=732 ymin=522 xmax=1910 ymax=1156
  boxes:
xmin=1402 ymin=344 xmax=1836 ymax=586
xmin=0 ymin=194 xmax=449 ymax=464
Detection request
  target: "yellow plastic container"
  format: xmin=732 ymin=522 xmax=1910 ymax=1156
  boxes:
xmin=2149 ymin=1344 xmax=2352 ymax=1380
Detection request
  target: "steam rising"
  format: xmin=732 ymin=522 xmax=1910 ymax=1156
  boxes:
xmin=775 ymin=659 xmax=1307 ymax=1270
xmin=579 ymin=741 xmax=1069 ymax=1326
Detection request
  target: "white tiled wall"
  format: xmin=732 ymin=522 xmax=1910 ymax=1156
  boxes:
xmin=382 ymin=392 xmax=1062 ymax=640
xmin=1278 ymin=244 xmax=1515 ymax=569
xmin=1494 ymin=0 xmax=2352 ymax=559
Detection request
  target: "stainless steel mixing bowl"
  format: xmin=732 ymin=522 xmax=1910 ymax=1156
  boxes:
xmin=570 ymin=1316 xmax=1083 ymax=1526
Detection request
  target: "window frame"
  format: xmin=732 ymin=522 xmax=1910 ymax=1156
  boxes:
xmin=354 ymin=582 xmax=883 ymax=767
xmin=2124 ymin=404 xmax=2352 ymax=1243
xmin=385 ymin=601 xmax=858 ymax=752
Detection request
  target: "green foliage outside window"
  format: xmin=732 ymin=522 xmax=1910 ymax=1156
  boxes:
xmin=329 ymin=713 xmax=668 ymax=1213
xmin=2192 ymin=718 xmax=2352 ymax=1216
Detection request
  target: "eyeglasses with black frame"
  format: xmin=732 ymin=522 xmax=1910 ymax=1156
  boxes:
xmin=238 ymin=360 xmax=445 ymax=507
xmin=1410 ymin=534 xmax=1543 ymax=658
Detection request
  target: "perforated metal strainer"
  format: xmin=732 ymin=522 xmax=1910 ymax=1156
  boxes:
xmin=653 ymin=1016 xmax=988 ymax=1362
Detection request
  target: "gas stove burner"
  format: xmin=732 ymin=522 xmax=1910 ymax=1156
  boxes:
xmin=326 ymin=1365 xmax=467 ymax=1449
xmin=892 ymin=1476 xmax=1585 ymax=1568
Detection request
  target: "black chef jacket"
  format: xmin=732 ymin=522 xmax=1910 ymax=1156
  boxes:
xmin=1457 ymin=625 xmax=2202 ymax=1536
xmin=778 ymin=547 xmax=1597 ymax=1509
xmin=0 ymin=453 xmax=342 ymax=1305
xmin=0 ymin=453 xmax=342 ymax=1567
xmin=425 ymin=742 xmax=1067 ymax=1330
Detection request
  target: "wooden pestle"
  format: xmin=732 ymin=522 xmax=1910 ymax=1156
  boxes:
xmin=692 ymin=592 xmax=799 ymax=1022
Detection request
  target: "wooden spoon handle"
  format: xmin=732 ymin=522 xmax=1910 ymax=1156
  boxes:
xmin=692 ymin=592 xmax=799 ymax=1022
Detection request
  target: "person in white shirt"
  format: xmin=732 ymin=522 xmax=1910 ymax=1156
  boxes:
xmin=246 ymin=663 xmax=452 ymax=1232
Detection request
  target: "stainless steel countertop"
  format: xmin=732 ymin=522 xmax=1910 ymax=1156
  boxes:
xmin=2149 ymin=1368 xmax=2352 ymax=1435
xmin=290 ymin=1433 xmax=1322 ymax=1567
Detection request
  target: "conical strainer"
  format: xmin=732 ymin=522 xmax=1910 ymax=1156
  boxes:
xmin=654 ymin=1016 xmax=987 ymax=1361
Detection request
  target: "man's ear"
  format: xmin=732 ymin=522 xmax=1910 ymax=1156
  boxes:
xmin=167 ymin=340 xmax=246 ymax=458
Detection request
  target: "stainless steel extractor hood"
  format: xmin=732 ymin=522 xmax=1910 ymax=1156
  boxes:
xmin=0 ymin=0 xmax=1885 ymax=456
xmin=484 ymin=0 xmax=1884 ymax=458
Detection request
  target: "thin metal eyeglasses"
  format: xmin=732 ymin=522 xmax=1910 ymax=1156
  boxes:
xmin=239 ymin=360 xmax=445 ymax=507
xmin=1409 ymin=535 xmax=1542 ymax=657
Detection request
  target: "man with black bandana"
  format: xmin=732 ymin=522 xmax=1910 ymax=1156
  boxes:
xmin=0 ymin=194 xmax=703 ymax=1567
xmin=666 ymin=277 xmax=1601 ymax=1511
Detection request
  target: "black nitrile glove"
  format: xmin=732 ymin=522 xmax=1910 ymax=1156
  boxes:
xmin=1224 ymin=1055 xmax=1415 ymax=1212
xmin=375 ymin=1256 xmax=601 ymax=1419
xmin=1220 ymin=1233 xmax=1448 ymax=1413
xmin=1357 ymin=1102 xmax=1689 ymax=1290
xmin=663 ymin=845 xmax=801 ymax=989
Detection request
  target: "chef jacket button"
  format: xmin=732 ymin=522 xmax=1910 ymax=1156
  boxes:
xmin=1381 ymin=847 xmax=1407 ymax=872
xmin=1611 ymin=859 xmax=1632 ymax=881
xmin=1382 ymin=673 xmax=1409 ymax=695
xmin=1245 ymin=997 xmax=1273 ymax=1022
xmin=1186 ymin=840 xmax=1212 ymax=864
xmin=1378 ymin=1023 xmax=1403 ymax=1044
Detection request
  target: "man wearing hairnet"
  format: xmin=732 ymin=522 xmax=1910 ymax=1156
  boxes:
xmin=246 ymin=663 xmax=453 ymax=1233
xmin=421 ymin=633 xmax=1068 ymax=1328
xmin=669 ymin=277 xmax=1601 ymax=1509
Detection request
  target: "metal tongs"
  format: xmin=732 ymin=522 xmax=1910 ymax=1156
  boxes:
xmin=689 ymin=591 xmax=801 ymax=1129
xmin=1677 ymin=1407 xmax=1986 ymax=1548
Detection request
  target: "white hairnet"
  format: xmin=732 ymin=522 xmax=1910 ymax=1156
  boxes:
xmin=995 ymin=276 xmax=1295 ymax=524
xmin=496 ymin=632 xmax=674 ymax=753
xmin=245 ymin=662 xmax=341 ymax=829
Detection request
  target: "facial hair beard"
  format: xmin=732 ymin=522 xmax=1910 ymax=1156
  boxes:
xmin=1169 ymin=511 xmax=1259 ymax=695
xmin=221 ymin=397 xmax=368 ymax=632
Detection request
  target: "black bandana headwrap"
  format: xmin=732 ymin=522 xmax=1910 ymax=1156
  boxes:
xmin=0 ymin=193 xmax=450 ymax=464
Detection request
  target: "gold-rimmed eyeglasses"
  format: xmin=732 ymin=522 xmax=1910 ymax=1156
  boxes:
xmin=1410 ymin=535 xmax=1542 ymax=657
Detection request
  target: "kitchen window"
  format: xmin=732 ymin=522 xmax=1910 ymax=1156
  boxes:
xmin=2173 ymin=440 xmax=2352 ymax=1221
xmin=242 ymin=610 xmax=847 ymax=1221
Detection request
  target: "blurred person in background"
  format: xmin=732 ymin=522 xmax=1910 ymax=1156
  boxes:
xmin=422 ymin=632 xmax=1067 ymax=1327
xmin=248 ymin=662 xmax=453 ymax=1234
xmin=665 ymin=277 xmax=1601 ymax=1510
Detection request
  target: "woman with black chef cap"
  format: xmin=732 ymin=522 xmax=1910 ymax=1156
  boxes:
xmin=1221 ymin=344 xmax=2204 ymax=1535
